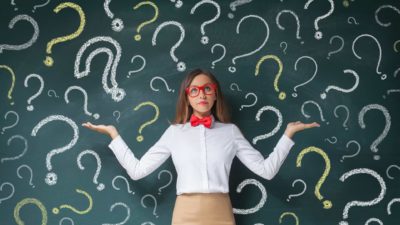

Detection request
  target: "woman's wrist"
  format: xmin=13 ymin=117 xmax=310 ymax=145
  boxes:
xmin=284 ymin=129 xmax=294 ymax=139
xmin=109 ymin=128 xmax=119 ymax=139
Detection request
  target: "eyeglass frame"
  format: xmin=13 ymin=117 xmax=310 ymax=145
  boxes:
xmin=185 ymin=83 xmax=218 ymax=97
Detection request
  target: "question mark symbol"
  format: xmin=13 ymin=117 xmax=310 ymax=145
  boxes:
xmin=113 ymin=110 xmax=121 ymax=123
xmin=104 ymin=0 xmax=124 ymax=32
xmin=133 ymin=1 xmax=159 ymax=41
xmin=301 ymin=100 xmax=329 ymax=125
xmin=334 ymin=104 xmax=350 ymax=130
xmin=44 ymin=2 xmax=86 ymax=67
xmin=157 ymin=170 xmax=173 ymax=195
xmin=0 ymin=65 xmax=16 ymax=105
xmin=24 ymin=73 xmax=44 ymax=111
xmin=31 ymin=115 xmax=79 ymax=185
xmin=141 ymin=194 xmax=159 ymax=218
xmin=210 ymin=43 xmax=226 ymax=69
xmin=338 ymin=168 xmax=386 ymax=225
xmin=77 ymin=150 xmax=105 ymax=191
xmin=304 ymin=0 xmax=334 ymax=40
xmin=280 ymin=41 xmax=288 ymax=54
xmin=358 ymin=104 xmax=391 ymax=160
xmin=112 ymin=175 xmax=135 ymax=195
xmin=52 ymin=189 xmax=93 ymax=215
xmin=2 ymin=135 xmax=27 ymax=163
xmin=233 ymin=179 xmax=267 ymax=214
xmin=292 ymin=56 xmax=318 ymax=98
xmin=279 ymin=212 xmax=299 ymax=225
xmin=190 ymin=0 xmax=221 ymax=45
xmin=1 ymin=110 xmax=19 ymax=135
xmin=0 ymin=182 xmax=15 ymax=204
xmin=14 ymin=198 xmax=47 ymax=225
xmin=327 ymin=35 xmax=344 ymax=59
xmin=32 ymin=0 xmax=50 ymax=13
xmin=127 ymin=55 xmax=146 ymax=78
xmin=152 ymin=21 xmax=186 ymax=71
xmin=320 ymin=69 xmax=359 ymax=100
xmin=150 ymin=76 xmax=175 ymax=93
xmin=230 ymin=83 xmax=242 ymax=92
xmin=340 ymin=140 xmax=361 ymax=162
xmin=276 ymin=10 xmax=304 ymax=44
xmin=133 ymin=101 xmax=160 ymax=142
xmin=255 ymin=55 xmax=286 ymax=100
xmin=286 ymin=179 xmax=307 ymax=202
xmin=252 ymin=106 xmax=282 ymax=145
xmin=240 ymin=92 xmax=257 ymax=111
xmin=17 ymin=164 xmax=35 ymax=188
xmin=48 ymin=89 xmax=60 ymax=98
xmin=64 ymin=86 xmax=100 ymax=119
xmin=296 ymin=146 xmax=332 ymax=209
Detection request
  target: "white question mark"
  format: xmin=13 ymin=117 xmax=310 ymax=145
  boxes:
xmin=210 ymin=43 xmax=226 ymax=69
xmin=32 ymin=0 xmax=50 ymax=13
xmin=141 ymin=194 xmax=159 ymax=218
xmin=127 ymin=55 xmax=146 ymax=78
xmin=74 ymin=36 xmax=126 ymax=102
xmin=230 ymin=83 xmax=242 ymax=91
xmin=320 ymin=69 xmax=359 ymax=100
xmin=339 ymin=168 xmax=386 ymax=225
xmin=286 ymin=179 xmax=307 ymax=202
xmin=382 ymin=89 xmax=400 ymax=99
xmin=364 ymin=218 xmax=383 ymax=225
xmin=304 ymin=0 xmax=335 ymax=40
xmin=387 ymin=198 xmax=400 ymax=215
xmin=150 ymin=76 xmax=175 ymax=93
xmin=104 ymin=0 xmax=124 ymax=32
xmin=233 ymin=179 xmax=267 ymax=214
xmin=327 ymin=35 xmax=344 ymax=59
xmin=31 ymin=115 xmax=79 ymax=185
xmin=48 ymin=89 xmax=59 ymax=98
xmin=276 ymin=10 xmax=303 ymax=44
xmin=228 ymin=0 xmax=253 ymax=19
xmin=0 ymin=15 xmax=39 ymax=53
xmin=280 ymin=41 xmax=288 ymax=54
xmin=157 ymin=169 xmax=173 ymax=195
xmin=152 ymin=21 xmax=186 ymax=72
xmin=292 ymin=55 xmax=318 ymax=98
xmin=170 ymin=0 xmax=183 ymax=8
xmin=1 ymin=110 xmax=19 ymax=134
xmin=252 ymin=105 xmax=282 ymax=145
xmin=59 ymin=217 xmax=75 ymax=225
xmin=0 ymin=182 xmax=15 ymax=204
xmin=77 ymin=150 xmax=105 ymax=191
xmin=240 ymin=92 xmax=257 ymax=111
xmin=102 ymin=202 xmax=130 ymax=225
xmin=229 ymin=14 xmax=270 ymax=73
xmin=113 ymin=110 xmax=121 ymax=123
xmin=334 ymin=105 xmax=350 ymax=130
xmin=190 ymin=0 xmax=220 ymax=45
xmin=2 ymin=135 xmax=28 ymax=163
xmin=324 ymin=136 xmax=337 ymax=144
xmin=358 ymin=104 xmax=391 ymax=160
xmin=375 ymin=5 xmax=400 ymax=28
xmin=347 ymin=17 xmax=359 ymax=25
xmin=17 ymin=164 xmax=35 ymax=188
xmin=10 ymin=0 xmax=17 ymax=11
xmin=340 ymin=140 xmax=361 ymax=162
xmin=352 ymin=34 xmax=386 ymax=80
xmin=301 ymin=100 xmax=329 ymax=124
xmin=64 ymin=85 xmax=100 ymax=119
xmin=112 ymin=175 xmax=135 ymax=195
xmin=386 ymin=164 xmax=400 ymax=180
xmin=24 ymin=73 xmax=44 ymax=111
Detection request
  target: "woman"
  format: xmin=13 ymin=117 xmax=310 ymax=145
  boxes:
xmin=82 ymin=68 xmax=320 ymax=225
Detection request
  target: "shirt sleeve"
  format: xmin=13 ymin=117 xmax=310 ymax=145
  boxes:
xmin=232 ymin=124 xmax=295 ymax=180
xmin=108 ymin=125 xmax=173 ymax=180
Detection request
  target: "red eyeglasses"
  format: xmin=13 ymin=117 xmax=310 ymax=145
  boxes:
xmin=185 ymin=83 xmax=217 ymax=97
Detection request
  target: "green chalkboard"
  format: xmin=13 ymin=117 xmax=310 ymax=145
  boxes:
xmin=1 ymin=0 xmax=399 ymax=224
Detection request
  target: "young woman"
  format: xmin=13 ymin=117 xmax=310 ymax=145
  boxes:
xmin=82 ymin=68 xmax=320 ymax=225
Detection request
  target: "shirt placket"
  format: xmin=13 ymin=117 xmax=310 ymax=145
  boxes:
xmin=199 ymin=125 xmax=209 ymax=191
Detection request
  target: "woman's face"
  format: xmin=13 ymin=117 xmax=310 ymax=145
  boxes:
xmin=187 ymin=74 xmax=217 ymax=118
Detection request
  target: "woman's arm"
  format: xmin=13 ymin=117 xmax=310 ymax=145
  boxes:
xmin=82 ymin=122 xmax=172 ymax=180
xmin=233 ymin=121 xmax=319 ymax=180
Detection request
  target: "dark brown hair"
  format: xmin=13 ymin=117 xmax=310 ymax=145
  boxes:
xmin=172 ymin=68 xmax=231 ymax=124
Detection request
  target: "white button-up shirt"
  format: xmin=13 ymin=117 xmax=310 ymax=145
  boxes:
xmin=108 ymin=116 xmax=295 ymax=195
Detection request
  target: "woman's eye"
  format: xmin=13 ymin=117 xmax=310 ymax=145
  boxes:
xmin=190 ymin=88 xmax=198 ymax=93
xmin=204 ymin=86 xmax=211 ymax=92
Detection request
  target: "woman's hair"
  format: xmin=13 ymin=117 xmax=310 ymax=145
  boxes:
xmin=172 ymin=68 xmax=231 ymax=124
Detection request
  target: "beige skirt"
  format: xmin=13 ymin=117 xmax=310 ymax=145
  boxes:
xmin=171 ymin=193 xmax=236 ymax=225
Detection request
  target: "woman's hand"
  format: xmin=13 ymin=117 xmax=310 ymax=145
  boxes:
xmin=284 ymin=121 xmax=320 ymax=139
xmin=82 ymin=122 xmax=119 ymax=139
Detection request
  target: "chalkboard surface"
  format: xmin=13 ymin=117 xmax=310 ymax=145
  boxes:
xmin=1 ymin=0 xmax=399 ymax=224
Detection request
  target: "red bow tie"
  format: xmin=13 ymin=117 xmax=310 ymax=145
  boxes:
xmin=190 ymin=114 xmax=212 ymax=128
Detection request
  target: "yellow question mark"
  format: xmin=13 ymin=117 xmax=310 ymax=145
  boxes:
xmin=279 ymin=212 xmax=299 ymax=225
xmin=14 ymin=198 xmax=48 ymax=225
xmin=44 ymin=2 xmax=86 ymax=67
xmin=255 ymin=54 xmax=286 ymax=100
xmin=133 ymin=1 xmax=159 ymax=41
xmin=296 ymin=146 xmax=332 ymax=209
xmin=133 ymin=101 xmax=160 ymax=142
xmin=0 ymin=65 xmax=15 ymax=105
xmin=52 ymin=188 xmax=93 ymax=215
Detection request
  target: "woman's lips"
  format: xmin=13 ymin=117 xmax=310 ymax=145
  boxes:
xmin=198 ymin=101 xmax=208 ymax=105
